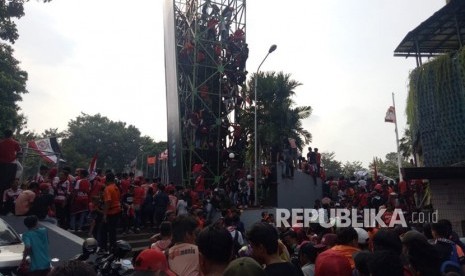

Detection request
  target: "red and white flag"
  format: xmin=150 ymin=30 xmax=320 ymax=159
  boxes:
xmin=159 ymin=149 xmax=168 ymax=160
xmin=384 ymin=106 xmax=396 ymax=123
xmin=88 ymin=153 xmax=98 ymax=174
xmin=28 ymin=137 xmax=62 ymax=164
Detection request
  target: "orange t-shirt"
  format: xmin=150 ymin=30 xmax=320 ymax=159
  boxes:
xmin=103 ymin=183 xmax=121 ymax=215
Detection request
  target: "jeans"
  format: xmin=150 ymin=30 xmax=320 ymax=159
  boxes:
xmin=70 ymin=211 xmax=88 ymax=231
xmin=229 ymin=192 xmax=238 ymax=205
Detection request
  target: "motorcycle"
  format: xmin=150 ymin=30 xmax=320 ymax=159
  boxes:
xmin=74 ymin=238 xmax=134 ymax=276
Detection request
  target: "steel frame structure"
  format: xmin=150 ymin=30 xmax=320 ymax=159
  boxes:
xmin=172 ymin=0 xmax=247 ymax=187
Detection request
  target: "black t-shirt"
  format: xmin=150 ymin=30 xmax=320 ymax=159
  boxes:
xmin=264 ymin=262 xmax=304 ymax=276
xmin=30 ymin=193 xmax=54 ymax=219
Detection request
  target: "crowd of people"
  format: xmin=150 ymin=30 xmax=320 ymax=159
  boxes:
xmin=2 ymin=130 xmax=462 ymax=276
xmin=17 ymin=205 xmax=465 ymax=276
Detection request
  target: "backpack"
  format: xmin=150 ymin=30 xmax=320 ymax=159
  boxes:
xmin=440 ymin=243 xmax=463 ymax=275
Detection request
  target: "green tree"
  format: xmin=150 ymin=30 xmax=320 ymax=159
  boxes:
xmin=61 ymin=113 xmax=147 ymax=171
xmin=369 ymin=152 xmax=411 ymax=180
xmin=0 ymin=0 xmax=51 ymax=133
xmin=341 ymin=161 xmax=366 ymax=178
xmin=0 ymin=44 xmax=28 ymax=133
xmin=239 ymin=71 xmax=312 ymax=165
xmin=320 ymin=151 xmax=343 ymax=178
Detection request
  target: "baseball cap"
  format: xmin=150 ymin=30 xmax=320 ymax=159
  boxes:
xmin=315 ymin=233 xmax=337 ymax=249
xmin=400 ymin=230 xmax=427 ymax=244
xmin=223 ymin=257 xmax=266 ymax=276
xmin=134 ymin=249 xmax=175 ymax=276
xmin=354 ymin=227 xmax=369 ymax=245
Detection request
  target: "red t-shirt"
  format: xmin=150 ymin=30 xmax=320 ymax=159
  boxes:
xmin=398 ymin=181 xmax=407 ymax=195
xmin=90 ymin=181 xmax=105 ymax=200
xmin=0 ymin=138 xmax=21 ymax=163
xmin=133 ymin=186 xmax=145 ymax=206
xmin=192 ymin=163 xmax=203 ymax=173
xmin=194 ymin=176 xmax=205 ymax=192
xmin=120 ymin=179 xmax=130 ymax=196
xmin=70 ymin=179 xmax=90 ymax=213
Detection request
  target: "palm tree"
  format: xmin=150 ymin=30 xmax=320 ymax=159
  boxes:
xmin=238 ymin=71 xmax=312 ymax=165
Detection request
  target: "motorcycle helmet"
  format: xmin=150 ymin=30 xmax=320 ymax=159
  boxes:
xmin=114 ymin=240 xmax=132 ymax=258
xmin=82 ymin=238 xmax=98 ymax=254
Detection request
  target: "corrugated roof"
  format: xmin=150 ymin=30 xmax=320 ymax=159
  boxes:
xmin=394 ymin=0 xmax=465 ymax=58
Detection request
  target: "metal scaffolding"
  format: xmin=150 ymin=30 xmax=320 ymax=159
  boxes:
xmin=171 ymin=0 xmax=247 ymax=187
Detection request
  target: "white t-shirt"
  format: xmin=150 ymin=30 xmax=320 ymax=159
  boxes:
xmin=177 ymin=199 xmax=188 ymax=216
xmin=168 ymin=243 xmax=200 ymax=276
xmin=302 ymin=263 xmax=315 ymax=276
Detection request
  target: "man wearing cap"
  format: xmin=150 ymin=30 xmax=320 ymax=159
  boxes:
xmin=354 ymin=227 xmax=370 ymax=251
xmin=247 ymin=222 xmax=304 ymax=276
xmin=133 ymin=248 xmax=175 ymax=276
xmin=314 ymin=233 xmax=337 ymax=251
xmin=223 ymin=257 xmax=266 ymax=276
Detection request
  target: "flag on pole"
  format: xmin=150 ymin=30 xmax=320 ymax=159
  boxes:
xmin=28 ymin=137 xmax=62 ymax=164
xmin=130 ymin=158 xmax=137 ymax=170
xmin=88 ymin=153 xmax=98 ymax=174
xmin=384 ymin=106 xmax=396 ymax=123
xmin=159 ymin=149 xmax=168 ymax=160
xmin=373 ymin=157 xmax=378 ymax=182
xmin=288 ymin=138 xmax=297 ymax=149
xmin=147 ymin=156 xmax=156 ymax=165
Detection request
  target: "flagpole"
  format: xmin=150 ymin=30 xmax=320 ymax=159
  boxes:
xmin=20 ymin=142 xmax=29 ymax=184
xmin=392 ymin=92 xmax=403 ymax=182
xmin=145 ymin=157 xmax=149 ymax=177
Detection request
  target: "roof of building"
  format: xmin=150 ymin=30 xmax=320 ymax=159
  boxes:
xmin=394 ymin=0 xmax=465 ymax=58
xmin=401 ymin=166 xmax=465 ymax=180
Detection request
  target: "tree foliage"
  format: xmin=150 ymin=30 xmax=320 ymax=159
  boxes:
xmin=369 ymin=152 xmax=412 ymax=180
xmin=320 ymin=151 xmax=343 ymax=178
xmin=60 ymin=113 xmax=165 ymax=172
xmin=0 ymin=0 xmax=51 ymax=133
xmin=0 ymin=44 xmax=28 ymax=133
xmin=341 ymin=160 xmax=365 ymax=178
xmin=238 ymin=71 xmax=312 ymax=165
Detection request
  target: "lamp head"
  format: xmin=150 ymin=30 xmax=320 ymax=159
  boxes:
xmin=268 ymin=44 xmax=277 ymax=53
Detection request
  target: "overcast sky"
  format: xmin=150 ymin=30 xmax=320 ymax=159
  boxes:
xmin=15 ymin=0 xmax=445 ymax=167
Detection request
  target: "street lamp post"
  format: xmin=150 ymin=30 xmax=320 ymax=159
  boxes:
xmin=254 ymin=44 xmax=277 ymax=207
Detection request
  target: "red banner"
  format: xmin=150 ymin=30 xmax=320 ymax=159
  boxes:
xmin=147 ymin=156 xmax=156 ymax=165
